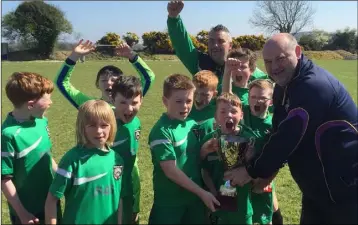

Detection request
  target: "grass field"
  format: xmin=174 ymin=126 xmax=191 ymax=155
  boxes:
xmin=1 ymin=59 xmax=357 ymax=224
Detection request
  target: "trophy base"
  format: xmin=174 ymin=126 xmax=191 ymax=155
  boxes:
xmin=217 ymin=195 xmax=238 ymax=212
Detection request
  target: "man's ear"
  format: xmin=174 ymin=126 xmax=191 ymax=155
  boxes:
xmin=213 ymin=90 xmax=218 ymax=97
xmin=295 ymin=45 xmax=302 ymax=59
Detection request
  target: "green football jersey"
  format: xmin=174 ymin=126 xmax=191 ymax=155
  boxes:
xmin=242 ymin=106 xmax=272 ymax=153
xmin=232 ymin=86 xmax=249 ymax=106
xmin=50 ymin=145 xmax=123 ymax=224
xmin=250 ymin=68 xmax=269 ymax=82
xmin=1 ymin=113 xmax=55 ymax=217
xmin=112 ymin=117 xmax=141 ymax=198
xmin=188 ymin=100 xmax=216 ymax=123
xmin=192 ymin=118 xmax=216 ymax=143
xmin=148 ymin=113 xmax=203 ymax=206
xmin=201 ymin=125 xmax=256 ymax=217
xmin=217 ymin=84 xmax=249 ymax=106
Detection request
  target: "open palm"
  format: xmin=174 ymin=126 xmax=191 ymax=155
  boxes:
xmin=73 ymin=39 xmax=96 ymax=55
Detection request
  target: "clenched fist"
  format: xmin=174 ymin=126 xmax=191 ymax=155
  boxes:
xmin=167 ymin=1 xmax=184 ymax=18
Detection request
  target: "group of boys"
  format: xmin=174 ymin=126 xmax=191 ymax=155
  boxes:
xmin=1 ymin=3 xmax=282 ymax=224
xmin=147 ymin=43 xmax=281 ymax=224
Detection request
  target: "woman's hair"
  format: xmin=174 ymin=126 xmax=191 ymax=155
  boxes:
xmin=76 ymin=100 xmax=117 ymax=147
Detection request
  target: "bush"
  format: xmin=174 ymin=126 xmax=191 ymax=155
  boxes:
xmin=142 ymin=31 xmax=173 ymax=54
xmin=96 ymin=32 xmax=123 ymax=55
xmin=233 ymin=35 xmax=266 ymax=51
xmin=303 ymin=51 xmax=344 ymax=60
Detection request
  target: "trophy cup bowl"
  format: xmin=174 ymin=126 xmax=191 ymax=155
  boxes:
xmin=216 ymin=134 xmax=251 ymax=212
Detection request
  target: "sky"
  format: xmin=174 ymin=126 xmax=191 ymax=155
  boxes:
xmin=1 ymin=1 xmax=357 ymax=43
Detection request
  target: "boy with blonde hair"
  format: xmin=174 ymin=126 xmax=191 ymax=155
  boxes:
xmin=148 ymin=74 xmax=220 ymax=224
xmin=2 ymin=72 xmax=60 ymax=224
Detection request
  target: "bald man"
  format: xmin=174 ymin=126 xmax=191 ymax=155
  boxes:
xmin=222 ymin=33 xmax=358 ymax=224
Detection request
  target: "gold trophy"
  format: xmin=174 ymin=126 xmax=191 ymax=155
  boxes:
xmin=214 ymin=128 xmax=251 ymax=212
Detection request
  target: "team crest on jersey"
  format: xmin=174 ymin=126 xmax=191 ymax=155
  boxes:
xmin=134 ymin=129 xmax=141 ymax=141
xmin=113 ymin=165 xmax=123 ymax=180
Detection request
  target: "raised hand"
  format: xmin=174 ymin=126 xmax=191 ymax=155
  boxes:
xmin=72 ymin=39 xmax=96 ymax=56
xmin=224 ymin=58 xmax=242 ymax=75
xmin=114 ymin=43 xmax=135 ymax=60
xmin=167 ymin=1 xmax=184 ymax=18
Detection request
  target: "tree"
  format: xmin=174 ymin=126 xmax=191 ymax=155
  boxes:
xmin=122 ymin=32 xmax=139 ymax=47
xmin=298 ymin=30 xmax=331 ymax=51
xmin=249 ymin=1 xmax=315 ymax=35
xmin=1 ymin=1 xmax=72 ymax=58
xmin=325 ymin=28 xmax=357 ymax=53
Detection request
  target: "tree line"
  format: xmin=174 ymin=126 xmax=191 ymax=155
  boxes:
xmin=2 ymin=1 xmax=357 ymax=58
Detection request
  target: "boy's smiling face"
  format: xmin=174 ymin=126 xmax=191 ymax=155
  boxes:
xmin=113 ymin=92 xmax=142 ymax=123
xmin=249 ymin=86 xmax=273 ymax=118
xmin=215 ymin=101 xmax=243 ymax=134
xmin=163 ymin=89 xmax=194 ymax=121
xmin=194 ymin=87 xmax=217 ymax=110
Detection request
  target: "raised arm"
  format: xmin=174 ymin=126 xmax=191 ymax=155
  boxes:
xmin=167 ymin=1 xmax=199 ymax=75
xmin=114 ymin=43 xmax=156 ymax=97
xmin=55 ymin=40 xmax=96 ymax=109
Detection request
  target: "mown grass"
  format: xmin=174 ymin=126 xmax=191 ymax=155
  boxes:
xmin=1 ymin=59 xmax=357 ymax=224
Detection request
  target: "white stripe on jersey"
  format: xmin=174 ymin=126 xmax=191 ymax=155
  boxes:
xmin=173 ymin=136 xmax=187 ymax=147
xmin=1 ymin=152 xmax=15 ymax=157
xmin=57 ymin=168 xmax=72 ymax=179
xmin=150 ymin=139 xmax=171 ymax=148
xmin=150 ymin=136 xmax=188 ymax=148
xmin=17 ymin=136 xmax=43 ymax=158
xmin=73 ymin=172 xmax=108 ymax=185
xmin=113 ymin=138 xmax=128 ymax=147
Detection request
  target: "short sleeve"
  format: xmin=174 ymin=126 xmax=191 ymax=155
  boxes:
xmin=149 ymin=129 xmax=176 ymax=162
xmin=1 ymin=134 xmax=15 ymax=176
xmin=49 ymin=151 xmax=75 ymax=199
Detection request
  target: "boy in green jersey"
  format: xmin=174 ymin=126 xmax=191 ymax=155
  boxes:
xmin=243 ymin=79 xmax=282 ymax=225
xmin=110 ymin=75 xmax=143 ymax=224
xmin=221 ymin=48 xmax=268 ymax=106
xmin=188 ymin=70 xmax=218 ymax=124
xmin=1 ymin=72 xmax=60 ymax=224
xmin=45 ymin=100 xmax=124 ymax=224
xmin=148 ymin=74 xmax=220 ymax=224
xmin=55 ymin=39 xmax=151 ymax=223
xmin=200 ymin=92 xmax=256 ymax=224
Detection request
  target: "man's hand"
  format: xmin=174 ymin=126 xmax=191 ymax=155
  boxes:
xmin=200 ymin=138 xmax=219 ymax=160
xmin=69 ymin=39 xmax=96 ymax=62
xmin=224 ymin=167 xmax=252 ymax=187
xmin=251 ymin=179 xmax=272 ymax=194
xmin=167 ymin=1 xmax=184 ymax=18
xmin=114 ymin=43 xmax=136 ymax=61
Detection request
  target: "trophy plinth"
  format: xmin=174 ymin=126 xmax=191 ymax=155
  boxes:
xmin=216 ymin=132 xmax=251 ymax=212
